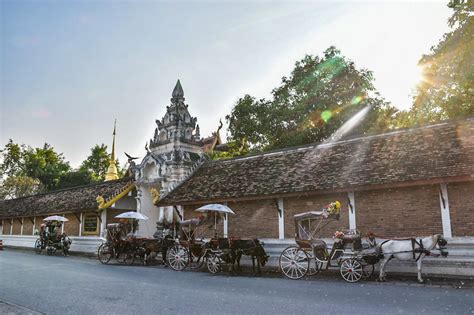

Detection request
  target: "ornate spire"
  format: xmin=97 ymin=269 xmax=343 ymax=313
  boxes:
xmin=105 ymin=119 xmax=119 ymax=181
xmin=171 ymin=79 xmax=184 ymax=103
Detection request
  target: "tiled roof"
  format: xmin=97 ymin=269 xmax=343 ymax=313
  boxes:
xmin=0 ymin=177 xmax=134 ymax=219
xmin=158 ymin=118 xmax=474 ymax=206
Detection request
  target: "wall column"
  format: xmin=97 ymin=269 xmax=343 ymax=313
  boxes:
xmin=32 ymin=217 xmax=36 ymax=235
xmin=100 ymin=209 xmax=107 ymax=238
xmin=347 ymin=192 xmax=356 ymax=230
xmin=10 ymin=219 xmax=13 ymax=235
xmin=20 ymin=218 xmax=24 ymax=235
xmin=1 ymin=219 xmax=3 ymax=235
xmin=439 ymin=183 xmax=452 ymax=238
xmin=223 ymin=202 xmax=228 ymax=238
xmin=79 ymin=213 xmax=83 ymax=237
xmin=278 ymin=198 xmax=285 ymax=240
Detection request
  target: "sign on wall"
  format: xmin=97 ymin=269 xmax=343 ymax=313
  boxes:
xmin=83 ymin=213 xmax=99 ymax=235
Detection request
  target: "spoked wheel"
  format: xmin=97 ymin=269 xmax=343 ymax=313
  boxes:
xmin=206 ymin=253 xmax=222 ymax=274
xmin=97 ymin=243 xmax=113 ymax=264
xmin=362 ymin=263 xmax=375 ymax=279
xmin=189 ymin=249 xmax=205 ymax=270
xmin=35 ymin=239 xmax=43 ymax=254
xmin=279 ymin=246 xmax=309 ymax=280
xmin=167 ymin=245 xmax=189 ymax=271
xmin=340 ymin=258 xmax=363 ymax=283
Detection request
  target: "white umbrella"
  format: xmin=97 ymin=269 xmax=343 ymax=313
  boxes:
xmin=195 ymin=204 xmax=235 ymax=214
xmin=115 ymin=212 xmax=149 ymax=220
xmin=195 ymin=204 xmax=234 ymax=238
xmin=43 ymin=215 xmax=69 ymax=222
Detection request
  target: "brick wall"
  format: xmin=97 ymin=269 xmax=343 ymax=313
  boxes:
xmin=12 ymin=219 xmax=21 ymax=235
xmin=64 ymin=213 xmax=80 ymax=236
xmin=22 ymin=217 xmax=33 ymax=235
xmin=284 ymin=194 xmax=349 ymax=238
xmin=2 ymin=220 xmax=11 ymax=235
xmin=107 ymin=209 xmax=129 ymax=225
xmin=183 ymin=205 xmax=224 ymax=239
xmin=227 ymin=199 xmax=279 ymax=238
xmin=448 ymin=181 xmax=474 ymax=237
xmin=356 ymin=185 xmax=442 ymax=237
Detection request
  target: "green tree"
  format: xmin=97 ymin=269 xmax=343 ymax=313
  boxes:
xmin=79 ymin=144 xmax=110 ymax=181
xmin=79 ymin=144 xmax=124 ymax=181
xmin=56 ymin=170 xmax=94 ymax=190
xmin=0 ymin=176 xmax=44 ymax=199
xmin=409 ymin=0 xmax=473 ymax=125
xmin=226 ymin=46 xmax=393 ymax=152
xmin=22 ymin=144 xmax=71 ymax=191
xmin=0 ymin=139 xmax=25 ymax=177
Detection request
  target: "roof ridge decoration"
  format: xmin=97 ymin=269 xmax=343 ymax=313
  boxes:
xmin=97 ymin=182 xmax=135 ymax=210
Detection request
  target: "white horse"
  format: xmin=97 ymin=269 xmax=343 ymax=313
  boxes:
xmin=378 ymin=234 xmax=448 ymax=283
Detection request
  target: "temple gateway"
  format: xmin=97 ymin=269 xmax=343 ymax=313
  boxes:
xmin=1 ymin=80 xmax=473 ymax=250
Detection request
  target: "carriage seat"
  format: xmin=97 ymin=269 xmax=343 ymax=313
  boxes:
xmin=296 ymin=238 xmax=326 ymax=250
xmin=342 ymin=234 xmax=361 ymax=243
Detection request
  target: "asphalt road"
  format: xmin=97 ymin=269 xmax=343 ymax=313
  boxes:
xmin=0 ymin=249 xmax=473 ymax=315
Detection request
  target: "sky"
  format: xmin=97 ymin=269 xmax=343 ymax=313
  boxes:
xmin=0 ymin=1 xmax=452 ymax=168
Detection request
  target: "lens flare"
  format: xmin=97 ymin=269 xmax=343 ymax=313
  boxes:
xmin=351 ymin=95 xmax=364 ymax=105
xmin=321 ymin=110 xmax=332 ymax=123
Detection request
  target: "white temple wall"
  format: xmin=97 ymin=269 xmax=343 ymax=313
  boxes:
xmin=137 ymin=187 xmax=160 ymax=237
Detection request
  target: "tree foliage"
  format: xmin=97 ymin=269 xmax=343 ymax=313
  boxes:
xmin=79 ymin=144 xmax=110 ymax=182
xmin=226 ymin=47 xmax=393 ymax=153
xmin=0 ymin=176 xmax=44 ymax=199
xmin=0 ymin=140 xmax=124 ymax=198
xmin=407 ymin=0 xmax=473 ymax=124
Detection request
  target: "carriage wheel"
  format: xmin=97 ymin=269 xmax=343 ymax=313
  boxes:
xmin=97 ymin=243 xmax=112 ymax=264
xmin=167 ymin=245 xmax=189 ymax=271
xmin=340 ymin=258 xmax=363 ymax=283
xmin=279 ymin=246 xmax=309 ymax=280
xmin=189 ymin=249 xmax=205 ymax=270
xmin=362 ymin=263 xmax=375 ymax=279
xmin=35 ymin=239 xmax=43 ymax=254
xmin=206 ymin=253 xmax=222 ymax=274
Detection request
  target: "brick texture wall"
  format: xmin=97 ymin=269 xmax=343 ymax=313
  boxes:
xmin=22 ymin=218 xmax=33 ymax=235
xmin=227 ymin=199 xmax=279 ymax=238
xmin=107 ymin=209 xmax=129 ymax=225
xmin=12 ymin=219 xmax=21 ymax=235
xmin=184 ymin=205 xmax=222 ymax=238
xmin=355 ymin=185 xmax=442 ymax=237
xmin=2 ymin=220 xmax=11 ymax=235
xmin=448 ymin=181 xmax=474 ymax=237
xmin=64 ymin=213 xmax=80 ymax=236
xmin=284 ymin=194 xmax=349 ymax=238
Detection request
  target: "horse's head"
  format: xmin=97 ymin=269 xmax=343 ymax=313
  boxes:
xmin=435 ymin=234 xmax=448 ymax=257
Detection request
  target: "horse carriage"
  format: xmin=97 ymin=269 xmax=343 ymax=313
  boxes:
xmin=97 ymin=212 xmax=177 ymax=265
xmin=279 ymin=202 xmax=380 ymax=282
xmin=166 ymin=204 xmax=269 ymax=274
xmin=34 ymin=215 xmax=72 ymax=256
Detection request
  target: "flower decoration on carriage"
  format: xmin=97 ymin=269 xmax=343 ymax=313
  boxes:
xmin=334 ymin=230 xmax=345 ymax=240
xmin=321 ymin=201 xmax=341 ymax=218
